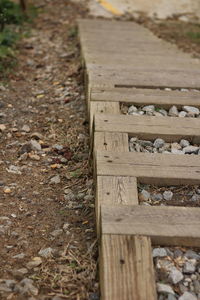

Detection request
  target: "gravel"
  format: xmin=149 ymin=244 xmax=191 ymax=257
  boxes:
xmin=154 ymin=247 xmax=200 ymax=299
xmin=129 ymin=137 xmax=199 ymax=155
xmin=138 ymin=184 xmax=200 ymax=207
xmin=124 ymin=104 xmax=200 ymax=118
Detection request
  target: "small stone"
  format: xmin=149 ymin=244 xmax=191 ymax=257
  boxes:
xmin=139 ymin=189 xmax=150 ymax=202
xmin=169 ymin=106 xmax=179 ymax=117
xmin=184 ymin=146 xmax=199 ymax=154
xmin=179 ymin=111 xmax=187 ymax=118
xmin=178 ymin=291 xmax=197 ymax=300
xmin=157 ymin=283 xmax=175 ymax=295
xmin=52 ymin=144 xmax=63 ymax=151
xmin=171 ymin=149 xmax=184 ymax=155
xmin=169 ymin=267 xmax=184 ymax=284
xmin=14 ymin=278 xmax=38 ymax=296
xmin=159 ymin=109 xmax=168 ymax=116
xmin=12 ymin=268 xmax=28 ymax=279
xmin=174 ymin=249 xmax=183 ymax=258
xmin=19 ymin=143 xmax=32 ymax=155
xmin=138 ymin=140 xmax=153 ymax=147
xmin=50 ymin=175 xmax=61 ymax=184
xmin=38 ymin=247 xmax=54 ymax=258
xmin=28 ymin=154 xmax=40 ymax=161
xmin=190 ymin=194 xmax=200 ymax=201
xmin=151 ymin=193 xmax=163 ymax=201
xmin=183 ymin=106 xmax=200 ymax=116
xmin=0 ymin=124 xmax=6 ymax=131
xmin=63 ymin=188 xmax=76 ymax=200
xmin=26 ymin=257 xmax=42 ymax=269
xmin=153 ymin=248 xmax=167 ymax=258
xmin=171 ymin=142 xmax=182 ymax=150
xmin=22 ymin=125 xmax=30 ymax=133
xmin=153 ymin=138 xmax=165 ymax=149
xmin=184 ymin=250 xmax=200 ymax=260
xmin=128 ymin=105 xmax=138 ymax=114
xmin=7 ymin=165 xmax=21 ymax=175
xmin=63 ymin=223 xmax=70 ymax=232
xmin=13 ymin=253 xmax=25 ymax=259
xmin=3 ymin=187 xmax=11 ymax=194
xmin=142 ymin=105 xmax=155 ymax=112
xmin=180 ymin=139 xmax=190 ymax=148
xmin=194 ymin=280 xmax=200 ymax=294
xmin=30 ymin=139 xmax=42 ymax=151
xmin=183 ymin=261 xmax=196 ymax=274
xmin=50 ymin=229 xmax=63 ymax=237
xmin=163 ymin=191 xmax=173 ymax=201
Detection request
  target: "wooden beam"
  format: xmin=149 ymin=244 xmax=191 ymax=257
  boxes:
xmin=95 ymin=113 xmax=200 ymax=143
xmin=90 ymin=101 xmax=119 ymax=133
xmin=100 ymin=235 xmax=156 ymax=300
xmin=96 ymin=150 xmax=200 ymax=185
xmin=101 ymin=205 xmax=200 ymax=247
xmin=91 ymin=87 xmax=200 ymax=108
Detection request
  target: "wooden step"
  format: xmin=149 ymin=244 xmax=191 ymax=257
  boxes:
xmin=96 ymin=150 xmax=200 ymax=185
xmin=100 ymin=235 xmax=156 ymax=300
xmin=90 ymin=87 xmax=200 ymax=108
xmin=101 ymin=205 xmax=200 ymax=247
xmin=79 ymin=19 xmax=200 ymax=89
xmin=94 ymin=113 xmax=200 ymax=143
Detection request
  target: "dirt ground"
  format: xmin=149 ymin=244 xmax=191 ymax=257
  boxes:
xmin=1 ymin=1 xmax=200 ymax=299
xmin=0 ymin=1 xmax=98 ymax=299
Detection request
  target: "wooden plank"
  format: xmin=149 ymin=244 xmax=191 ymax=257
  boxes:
xmin=101 ymin=205 xmax=200 ymax=247
xmin=94 ymin=132 xmax=129 ymax=152
xmin=96 ymin=150 xmax=200 ymax=185
xmin=85 ymin=57 xmax=200 ymax=71
xmin=96 ymin=176 xmax=138 ymax=226
xmin=90 ymin=101 xmax=119 ymax=133
xmin=94 ymin=113 xmax=200 ymax=143
xmin=91 ymin=87 xmax=200 ymax=108
xmin=100 ymin=235 xmax=156 ymax=300
xmin=89 ymin=69 xmax=200 ymax=89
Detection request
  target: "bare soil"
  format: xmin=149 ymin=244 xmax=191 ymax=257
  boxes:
xmin=1 ymin=2 xmax=200 ymax=299
xmin=0 ymin=1 xmax=98 ymax=299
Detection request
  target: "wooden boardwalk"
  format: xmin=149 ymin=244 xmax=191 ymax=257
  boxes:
xmin=78 ymin=18 xmax=200 ymax=299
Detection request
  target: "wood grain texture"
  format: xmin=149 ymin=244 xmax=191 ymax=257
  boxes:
xmin=100 ymin=235 xmax=156 ymax=300
xmin=96 ymin=176 xmax=138 ymax=227
xmin=91 ymin=87 xmax=200 ymax=108
xmin=96 ymin=150 xmax=200 ymax=185
xmin=94 ymin=131 xmax=129 ymax=152
xmin=101 ymin=205 xmax=200 ymax=247
xmin=95 ymin=113 xmax=200 ymax=143
xmin=90 ymin=101 xmax=119 ymax=133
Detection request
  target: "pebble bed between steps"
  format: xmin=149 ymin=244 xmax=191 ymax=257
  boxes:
xmin=139 ymin=185 xmax=200 ymax=298
xmin=153 ymin=246 xmax=200 ymax=300
xmin=122 ymin=104 xmax=200 ymax=118
xmin=129 ymin=137 xmax=200 ymax=155
xmin=138 ymin=184 xmax=200 ymax=207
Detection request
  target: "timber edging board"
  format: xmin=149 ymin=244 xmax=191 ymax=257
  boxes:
xmin=78 ymin=18 xmax=200 ymax=300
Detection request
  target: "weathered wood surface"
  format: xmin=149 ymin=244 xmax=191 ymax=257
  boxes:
xmin=94 ymin=132 xmax=129 ymax=152
xmin=97 ymin=176 xmax=138 ymax=206
xmin=79 ymin=19 xmax=200 ymax=88
xmin=94 ymin=113 xmax=200 ymax=143
xmin=96 ymin=151 xmax=200 ymax=185
xmin=88 ymin=70 xmax=200 ymax=89
xmin=90 ymin=101 xmax=119 ymax=132
xmin=100 ymin=235 xmax=156 ymax=300
xmin=101 ymin=205 xmax=200 ymax=247
xmin=91 ymin=87 xmax=200 ymax=108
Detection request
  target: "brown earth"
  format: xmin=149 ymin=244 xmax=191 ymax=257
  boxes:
xmin=0 ymin=1 xmax=98 ymax=299
xmin=1 ymin=2 xmax=200 ymax=299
